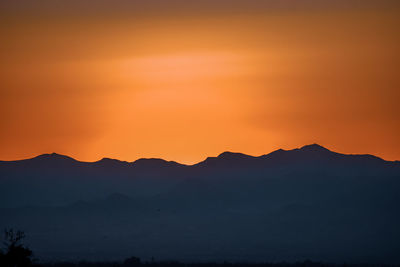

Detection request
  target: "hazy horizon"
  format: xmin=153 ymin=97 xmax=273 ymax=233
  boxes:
xmin=1 ymin=0 xmax=400 ymax=164
xmin=2 ymin=143 xmax=399 ymax=165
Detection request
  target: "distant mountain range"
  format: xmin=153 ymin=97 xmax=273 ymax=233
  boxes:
xmin=1 ymin=144 xmax=400 ymax=263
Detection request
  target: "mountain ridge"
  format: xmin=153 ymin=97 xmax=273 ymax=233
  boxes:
xmin=1 ymin=144 xmax=400 ymax=263
xmin=0 ymin=144 xmax=396 ymax=166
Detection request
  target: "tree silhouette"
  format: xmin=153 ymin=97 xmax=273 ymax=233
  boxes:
xmin=0 ymin=229 xmax=33 ymax=267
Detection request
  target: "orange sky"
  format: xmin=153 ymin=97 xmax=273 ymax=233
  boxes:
xmin=1 ymin=0 xmax=399 ymax=164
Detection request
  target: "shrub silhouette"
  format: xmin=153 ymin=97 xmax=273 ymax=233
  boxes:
xmin=0 ymin=229 xmax=33 ymax=267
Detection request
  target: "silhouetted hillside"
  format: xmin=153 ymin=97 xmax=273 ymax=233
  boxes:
xmin=1 ymin=144 xmax=399 ymax=263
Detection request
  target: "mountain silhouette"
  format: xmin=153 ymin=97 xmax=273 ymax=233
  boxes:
xmin=1 ymin=144 xmax=400 ymax=263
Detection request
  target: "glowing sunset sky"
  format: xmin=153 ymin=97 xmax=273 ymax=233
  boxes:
xmin=1 ymin=0 xmax=399 ymax=164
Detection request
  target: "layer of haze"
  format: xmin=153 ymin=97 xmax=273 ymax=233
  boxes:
xmin=1 ymin=0 xmax=399 ymax=164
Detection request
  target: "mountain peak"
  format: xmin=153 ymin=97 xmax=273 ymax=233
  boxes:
xmin=196 ymin=151 xmax=256 ymax=167
xmin=217 ymin=151 xmax=253 ymax=160
xmin=299 ymin=144 xmax=331 ymax=153
xmin=96 ymin=157 xmax=127 ymax=165
xmin=33 ymin=153 xmax=76 ymax=162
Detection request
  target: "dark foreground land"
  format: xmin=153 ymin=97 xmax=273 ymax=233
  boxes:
xmin=2 ymin=145 xmax=400 ymax=263
xmin=36 ymin=260 xmax=400 ymax=267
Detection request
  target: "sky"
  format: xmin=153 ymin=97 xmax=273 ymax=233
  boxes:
xmin=0 ymin=0 xmax=399 ymax=164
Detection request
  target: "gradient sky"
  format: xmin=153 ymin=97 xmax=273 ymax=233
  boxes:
xmin=1 ymin=0 xmax=399 ymax=164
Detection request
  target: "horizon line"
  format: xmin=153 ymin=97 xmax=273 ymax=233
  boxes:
xmin=1 ymin=143 xmax=398 ymax=166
